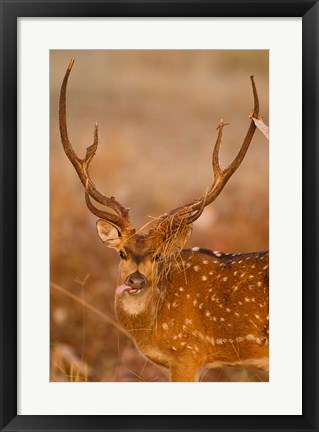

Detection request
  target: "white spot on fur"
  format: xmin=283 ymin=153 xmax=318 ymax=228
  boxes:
xmin=220 ymin=317 xmax=225 ymax=322
xmin=216 ymin=338 xmax=227 ymax=345
xmin=179 ymin=287 xmax=184 ymax=292
xmin=235 ymin=312 xmax=240 ymax=317
xmin=202 ymin=259 xmax=209 ymax=264
xmin=226 ymin=308 xmax=231 ymax=312
xmin=257 ymin=282 xmax=262 ymax=287
xmin=222 ymin=277 xmax=228 ymax=282
xmin=193 ymin=265 xmax=200 ymax=272
xmin=193 ymin=299 xmax=198 ymax=307
xmin=192 ymin=246 xmax=200 ymax=251
xmin=186 ymin=294 xmax=190 ymax=300
xmin=245 ymin=334 xmax=264 ymax=345
xmin=185 ymin=319 xmax=192 ymax=325
xmin=202 ymin=275 xmax=207 ymax=281
xmin=234 ymin=271 xmax=238 ymax=276
xmin=162 ymin=323 xmax=169 ymax=331
xmin=205 ymin=311 xmax=210 ymax=317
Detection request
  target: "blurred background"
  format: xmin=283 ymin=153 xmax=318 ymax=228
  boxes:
xmin=50 ymin=50 xmax=269 ymax=382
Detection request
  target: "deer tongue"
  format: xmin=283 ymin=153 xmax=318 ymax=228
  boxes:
xmin=115 ymin=284 xmax=132 ymax=296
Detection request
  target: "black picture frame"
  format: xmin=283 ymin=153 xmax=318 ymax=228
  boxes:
xmin=0 ymin=1 xmax=318 ymax=431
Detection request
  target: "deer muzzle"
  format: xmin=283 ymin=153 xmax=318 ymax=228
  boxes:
xmin=116 ymin=272 xmax=147 ymax=296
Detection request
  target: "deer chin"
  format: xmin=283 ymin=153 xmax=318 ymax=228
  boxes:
xmin=115 ymin=283 xmax=153 ymax=317
xmin=115 ymin=284 xmax=146 ymax=297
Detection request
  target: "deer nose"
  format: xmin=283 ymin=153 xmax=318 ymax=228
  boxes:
xmin=126 ymin=272 xmax=146 ymax=290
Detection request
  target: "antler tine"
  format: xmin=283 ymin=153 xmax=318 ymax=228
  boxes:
xmin=165 ymin=75 xmax=260 ymax=225
xmin=59 ymin=58 xmax=131 ymax=230
xmin=84 ymin=181 xmax=131 ymax=230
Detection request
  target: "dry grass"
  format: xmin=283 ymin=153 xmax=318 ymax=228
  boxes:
xmin=50 ymin=50 xmax=269 ymax=382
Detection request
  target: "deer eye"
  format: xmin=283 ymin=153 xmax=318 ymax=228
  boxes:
xmin=153 ymin=254 xmax=161 ymax=261
xmin=119 ymin=251 xmax=127 ymax=260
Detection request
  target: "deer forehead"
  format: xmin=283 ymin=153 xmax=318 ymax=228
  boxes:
xmin=122 ymin=234 xmax=160 ymax=256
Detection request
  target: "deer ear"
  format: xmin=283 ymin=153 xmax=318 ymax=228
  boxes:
xmin=96 ymin=220 xmax=122 ymax=249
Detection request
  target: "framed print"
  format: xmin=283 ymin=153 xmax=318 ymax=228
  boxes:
xmin=51 ymin=49 xmax=270 ymax=386
xmin=0 ymin=1 xmax=318 ymax=431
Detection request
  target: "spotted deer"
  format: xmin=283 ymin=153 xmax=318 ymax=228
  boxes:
xmin=59 ymin=59 xmax=269 ymax=382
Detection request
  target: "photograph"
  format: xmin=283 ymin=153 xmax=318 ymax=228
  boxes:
xmin=50 ymin=50 xmax=269 ymax=382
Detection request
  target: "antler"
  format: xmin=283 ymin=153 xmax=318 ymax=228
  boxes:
xmin=59 ymin=59 xmax=132 ymax=231
xmin=160 ymin=75 xmax=260 ymax=226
